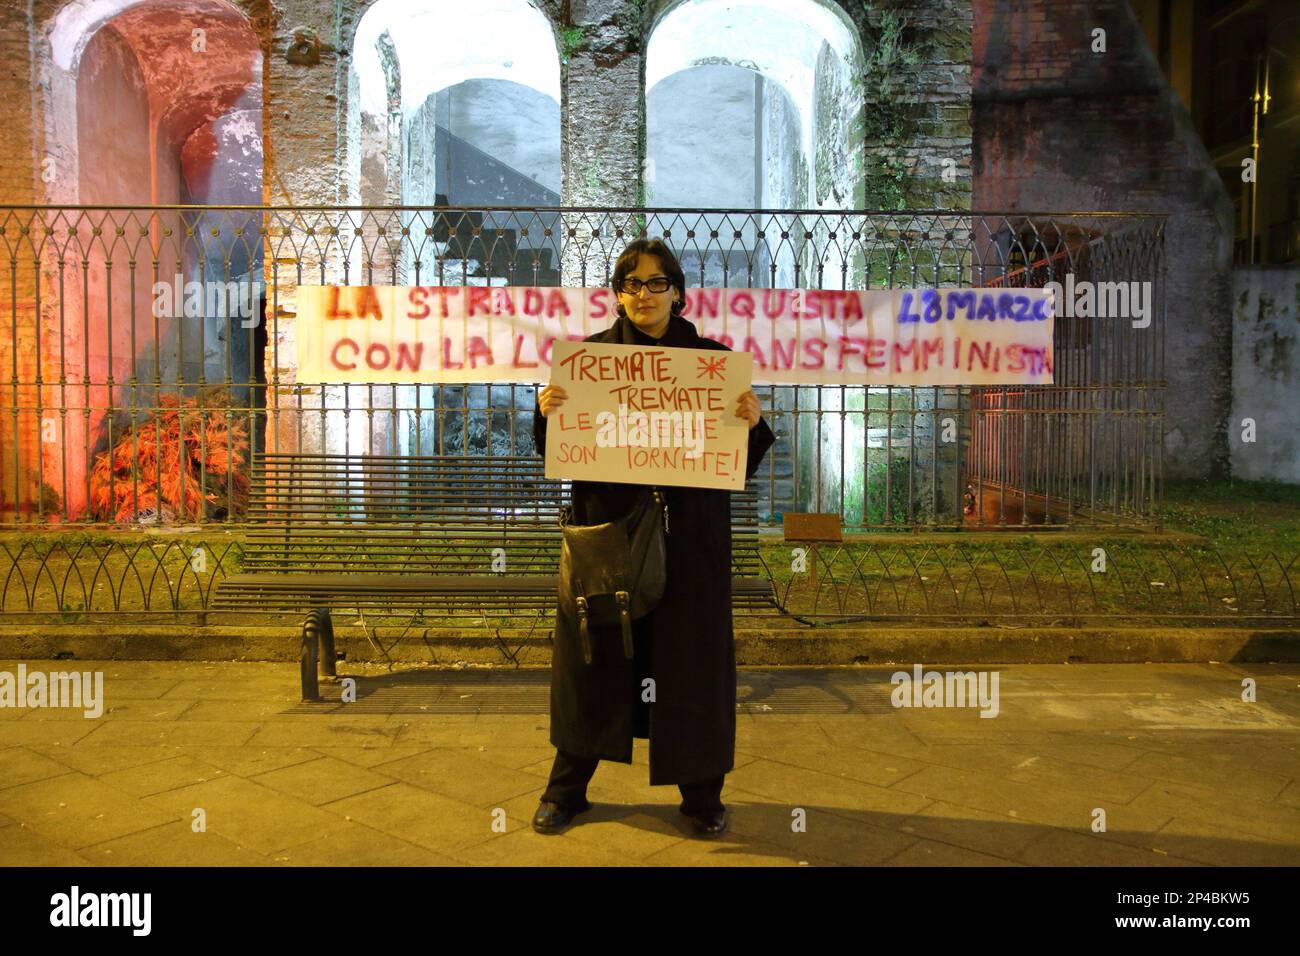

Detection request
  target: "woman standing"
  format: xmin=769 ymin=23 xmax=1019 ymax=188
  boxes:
xmin=531 ymin=239 xmax=775 ymax=837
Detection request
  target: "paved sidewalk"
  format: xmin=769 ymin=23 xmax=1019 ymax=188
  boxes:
xmin=1 ymin=660 xmax=1297 ymax=866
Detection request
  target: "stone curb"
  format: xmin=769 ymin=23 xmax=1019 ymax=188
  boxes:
xmin=1 ymin=624 xmax=1296 ymax=664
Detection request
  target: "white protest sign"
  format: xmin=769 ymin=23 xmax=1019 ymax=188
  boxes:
xmin=544 ymin=340 xmax=755 ymax=491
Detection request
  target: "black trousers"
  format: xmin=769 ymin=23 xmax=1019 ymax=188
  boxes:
xmin=541 ymin=614 xmax=726 ymax=814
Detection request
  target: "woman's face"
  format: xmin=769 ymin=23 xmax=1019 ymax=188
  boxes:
xmin=617 ymin=254 xmax=680 ymax=337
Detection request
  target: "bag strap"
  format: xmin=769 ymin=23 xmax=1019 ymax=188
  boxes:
xmin=556 ymin=485 xmax=664 ymax=530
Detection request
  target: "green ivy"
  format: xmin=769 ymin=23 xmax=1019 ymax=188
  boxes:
xmin=559 ymin=25 xmax=586 ymax=65
xmin=864 ymin=155 xmax=909 ymax=212
xmin=851 ymin=8 xmax=923 ymax=211
xmin=582 ymin=157 xmax=605 ymax=193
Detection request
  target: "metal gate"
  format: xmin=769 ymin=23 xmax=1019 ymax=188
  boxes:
xmin=0 ymin=205 xmax=1164 ymax=530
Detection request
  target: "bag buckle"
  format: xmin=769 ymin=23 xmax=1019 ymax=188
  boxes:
xmin=575 ymin=596 xmax=592 ymax=664
xmin=615 ymin=590 xmax=634 ymax=659
xmin=654 ymin=488 xmax=669 ymax=535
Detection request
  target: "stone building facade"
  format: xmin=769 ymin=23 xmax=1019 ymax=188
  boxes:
xmin=0 ymin=0 xmax=1246 ymax=524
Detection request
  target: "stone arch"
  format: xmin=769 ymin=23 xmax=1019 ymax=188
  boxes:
xmin=646 ymin=0 xmax=865 ymax=527
xmin=645 ymin=0 xmax=863 ymax=287
xmin=42 ymin=0 xmax=262 ymax=205
xmin=348 ymin=0 xmax=561 ymax=218
xmin=343 ymin=0 xmax=563 ymax=459
xmin=32 ymin=0 xmax=263 ymax=520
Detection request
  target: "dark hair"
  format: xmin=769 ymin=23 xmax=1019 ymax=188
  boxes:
xmin=611 ymin=239 xmax=687 ymax=319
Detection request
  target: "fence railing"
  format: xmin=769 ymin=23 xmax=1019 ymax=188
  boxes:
xmin=0 ymin=206 xmax=1165 ymax=530
xmin=0 ymin=537 xmax=1290 ymax=632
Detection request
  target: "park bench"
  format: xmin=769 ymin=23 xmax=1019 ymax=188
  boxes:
xmin=212 ymin=452 xmax=775 ymax=700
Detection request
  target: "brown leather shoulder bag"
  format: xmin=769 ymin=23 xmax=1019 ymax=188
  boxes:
xmin=558 ymin=488 xmax=668 ymax=665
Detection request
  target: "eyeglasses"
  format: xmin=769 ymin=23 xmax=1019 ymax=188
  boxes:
xmin=619 ymin=277 xmax=673 ymax=294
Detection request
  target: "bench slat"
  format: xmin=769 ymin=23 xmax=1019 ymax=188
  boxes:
xmin=215 ymin=453 xmax=774 ymax=619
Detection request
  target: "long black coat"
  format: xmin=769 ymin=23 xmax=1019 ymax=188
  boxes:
xmin=533 ymin=313 xmax=775 ymax=784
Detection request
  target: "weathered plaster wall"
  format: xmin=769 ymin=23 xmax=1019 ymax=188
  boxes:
xmin=1231 ymin=268 xmax=1300 ymax=483
xmin=647 ymin=65 xmax=757 ymax=209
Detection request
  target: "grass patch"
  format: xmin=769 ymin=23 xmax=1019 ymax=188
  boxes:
xmin=1161 ymin=479 xmax=1300 ymax=553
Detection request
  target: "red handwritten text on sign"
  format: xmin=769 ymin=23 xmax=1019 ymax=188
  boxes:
xmin=544 ymin=340 xmax=755 ymax=491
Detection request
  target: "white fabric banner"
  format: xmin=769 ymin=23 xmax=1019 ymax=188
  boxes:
xmin=294 ymin=285 xmax=1055 ymax=386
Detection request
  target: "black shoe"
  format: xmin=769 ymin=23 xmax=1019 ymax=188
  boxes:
xmin=680 ymin=806 xmax=728 ymax=836
xmin=531 ymin=798 xmax=592 ymax=834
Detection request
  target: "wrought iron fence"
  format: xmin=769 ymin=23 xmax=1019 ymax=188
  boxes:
xmin=0 ymin=205 xmax=1165 ymax=531
xmin=0 ymin=536 xmax=1291 ymax=629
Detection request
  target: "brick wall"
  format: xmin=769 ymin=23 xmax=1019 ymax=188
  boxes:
xmin=972 ymin=0 xmax=1235 ymax=479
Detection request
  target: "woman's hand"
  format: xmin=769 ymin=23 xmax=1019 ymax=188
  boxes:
xmin=538 ymin=384 xmax=569 ymax=417
xmin=735 ymin=389 xmax=762 ymax=430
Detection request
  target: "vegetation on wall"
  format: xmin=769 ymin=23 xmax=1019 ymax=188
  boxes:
xmin=863 ymin=456 xmax=919 ymax=526
xmin=558 ymin=24 xmax=587 ymax=65
xmin=582 ymin=156 xmax=607 ymax=193
xmin=851 ymin=7 xmax=923 ymax=211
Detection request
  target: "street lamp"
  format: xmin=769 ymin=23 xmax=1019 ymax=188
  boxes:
xmin=1248 ymin=13 xmax=1299 ymax=264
